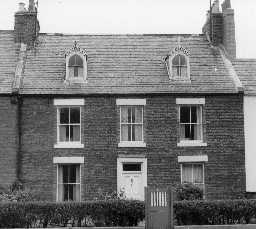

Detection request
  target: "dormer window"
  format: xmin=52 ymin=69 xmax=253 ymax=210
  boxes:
xmin=68 ymin=54 xmax=83 ymax=78
xmin=172 ymin=54 xmax=187 ymax=78
xmin=166 ymin=46 xmax=190 ymax=81
xmin=65 ymin=41 xmax=87 ymax=82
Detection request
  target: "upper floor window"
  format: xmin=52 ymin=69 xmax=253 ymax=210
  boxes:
xmin=179 ymin=105 xmax=202 ymax=141
xmin=166 ymin=46 xmax=190 ymax=80
xmin=58 ymin=107 xmax=81 ymax=143
xmin=172 ymin=54 xmax=187 ymax=78
xmin=176 ymin=98 xmax=206 ymax=147
xmin=65 ymin=41 xmax=87 ymax=82
xmin=68 ymin=54 xmax=84 ymax=78
xmin=120 ymin=106 xmax=143 ymax=142
xmin=54 ymin=99 xmax=84 ymax=148
xmin=116 ymin=99 xmax=146 ymax=147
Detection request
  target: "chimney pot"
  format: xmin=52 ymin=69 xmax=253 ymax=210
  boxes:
xmin=18 ymin=2 xmax=26 ymax=12
xmin=212 ymin=0 xmax=220 ymax=13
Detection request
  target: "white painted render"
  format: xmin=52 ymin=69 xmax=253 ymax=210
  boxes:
xmin=244 ymin=96 xmax=256 ymax=192
xmin=53 ymin=98 xmax=85 ymax=106
xmin=116 ymin=99 xmax=146 ymax=106
xmin=178 ymin=155 xmax=208 ymax=163
xmin=53 ymin=156 xmax=84 ymax=164
xmin=176 ymin=98 xmax=205 ymax=105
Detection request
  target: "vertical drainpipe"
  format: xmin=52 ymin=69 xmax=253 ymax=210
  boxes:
xmin=16 ymin=94 xmax=22 ymax=182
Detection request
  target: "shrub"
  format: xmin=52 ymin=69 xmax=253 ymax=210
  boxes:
xmin=0 ymin=200 xmax=145 ymax=228
xmin=175 ymin=183 xmax=203 ymax=201
xmin=174 ymin=199 xmax=256 ymax=225
xmin=0 ymin=181 xmax=40 ymax=202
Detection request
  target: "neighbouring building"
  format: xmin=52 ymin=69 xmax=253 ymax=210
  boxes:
xmin=0 ymin=0 xmax=252 ymax=201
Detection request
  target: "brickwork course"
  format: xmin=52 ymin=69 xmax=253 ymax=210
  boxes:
xmin=0 ymin=0 xmax=254 ymax=200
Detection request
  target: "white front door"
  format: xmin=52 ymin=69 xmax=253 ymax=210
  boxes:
xmin=117 ymin=158 xmax=147 ymax=200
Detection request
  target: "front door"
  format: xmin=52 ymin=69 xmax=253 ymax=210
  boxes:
xmin=117 ymin=158 xmax=147 ymax=200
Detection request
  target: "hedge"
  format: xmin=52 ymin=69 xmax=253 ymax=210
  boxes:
xmin=2 ymin=199 xmax=256 ymax=228
xmin=174 ymin=199 xmax=256 ymax=225
xmin=0 ymin=200 xmax=144 ymax=228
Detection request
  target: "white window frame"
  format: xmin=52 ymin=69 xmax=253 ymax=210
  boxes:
xmin=66 ymin=52 xmax=87 ymax=82
xmin=168 ymin=54 xmax=190 ymax=81
xmin=176 ymin=98 xmax=206 ymax=147
xmin=117 ymin=99 xmax=146 ymax=148
xmin=180 ymin=163 xmax=205 ymax=188
xmin=54 ymin=99 xmax=84 ymax=148
xmin=56 ymin=164 xmax=82 ymax=202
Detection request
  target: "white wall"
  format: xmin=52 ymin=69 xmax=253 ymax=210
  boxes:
xmin=244 ymin=96 xmax=256 ymax=192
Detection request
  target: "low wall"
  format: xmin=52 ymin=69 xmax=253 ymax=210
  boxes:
xmin=13 ymin=225 xmax=256 ymax=229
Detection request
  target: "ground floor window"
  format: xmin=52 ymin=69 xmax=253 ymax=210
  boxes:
xmin=57 ymin=164 xmax=81 ymax=201
xmin=181 ymin=163 xmax=204 ymax=190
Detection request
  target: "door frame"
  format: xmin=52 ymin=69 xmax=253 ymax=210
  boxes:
xmin=117 ymin=157 xmax=147 ymax=200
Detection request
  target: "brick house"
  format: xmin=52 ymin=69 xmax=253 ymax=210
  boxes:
xmin=0 ymin=0 xmax=249 ymax=201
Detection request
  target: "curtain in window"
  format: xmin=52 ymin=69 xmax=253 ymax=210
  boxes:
xmin=182 ymin=164 xmax=192 ymax=183
xmin=75 ymin=166 xmax=80 ymax=201
xmin=58 ymin=165 xmax=64 ymax=201
xmin=193 ymin=164 xmax=203 ymax=184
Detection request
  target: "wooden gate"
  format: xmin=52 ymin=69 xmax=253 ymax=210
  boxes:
xmin=145 ymin=187 xmax=174 ymax=229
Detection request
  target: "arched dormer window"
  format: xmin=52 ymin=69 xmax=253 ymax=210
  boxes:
xmin=68 ymin=54 xmax=83 ymax=78
xmin=172 ymin=54 xmax=187 ymax=78
xmin=166 ymin=46 xmax=190 ymax=81
xmin=65 ymin=41 xmax=87 ymax=82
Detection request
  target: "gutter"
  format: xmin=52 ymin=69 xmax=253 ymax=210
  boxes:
xmin=11 ymin=43 xmax=27 ymax=182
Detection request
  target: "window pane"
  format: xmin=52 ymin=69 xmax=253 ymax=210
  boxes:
xmin=70 ymin=125 xmax=80 ymax=142
xmin=193 ymin=164 xmax=203 ymax=183
xmin=123 ymin=163 xmax=141 ymax=171
xmin=134 ymin=124 xmax=143 ymax=141
xmin=180 ymin=66 xmax=187 ymax=77
xmin=74 ymin=184 xmax=81 ymax=201
xmin=191 ymin=106 xmax=197 ymax=123
xmin=69 ymin=54 xmax=83 ymax=67
xmin=121 ymin=107 xmax=128 ymax=123
xmin=182 ymin=164 xmax=193 ymax=183
xmin=193 ymin=124 xmax=202 ymax=140
xmin=135 ymin=107 xmax=143 ymax=123
xmin=59 ymin=125 xmax=69 ymax=142
xmin=74 ymin=67 xmax=78 ymax=77
xmin=180 ymin=107 xmax=190 ymax=123
xmin=69 ymin=165 xmax=77 ymax=183
xmin=70 ymin=108 xmax=80 ymax=124
xmin=60 ymin=108 xmax=69 ymax=124
xmin=180 ymin=55 xmax=186 ymax=66
xmin=121 ymin=124 xmax=129 ymax=141
xmin=128 ymin=107 xmax=132 ymax=123
xmin=172 ymin=55 xmax=180 ymax=66
xmin=62 ymin=165 xmax=69 ymax=183
xmin=172 ymin=67 xmax=180 ymax=77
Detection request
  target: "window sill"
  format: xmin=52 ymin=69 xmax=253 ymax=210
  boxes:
xmin=118 ymin=141 xmax=146 ymax=148
xmin=54 ymin=142 xmax=84 ymax=149
xmin=65 ymin=78 xmax=87 ymax=83
xmin=177 ymin=141 xmax=207 ymax=147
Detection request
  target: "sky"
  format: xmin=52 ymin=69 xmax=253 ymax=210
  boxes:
xmin=0 ymin=0 xmax=255 ymax=58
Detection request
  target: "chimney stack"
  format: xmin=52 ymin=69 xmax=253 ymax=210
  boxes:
xmin=14 ymin=1 xmax=40 ymax=46
xmin=202 ymin=0 xmax=236 ymax=59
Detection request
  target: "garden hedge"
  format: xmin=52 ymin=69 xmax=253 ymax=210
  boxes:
xmin=1 ymin=199 xmax=256 ymax=228
xmin=0 ymin=200 xmax=144 ymax=228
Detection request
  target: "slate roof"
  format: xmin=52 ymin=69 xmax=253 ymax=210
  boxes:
xmin=0 ymin=32 xmax=242 ymax=95
xmin=18 ymin=33 xmax=238 ymax=95
xmin=0 ymin=31 xmax=18 ymax=94
xmin=232 ymin=59 xmax=256 ymax=95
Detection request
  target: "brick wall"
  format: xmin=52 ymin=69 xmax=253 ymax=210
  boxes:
xmin=19 ymin=94 xmax=245 ymax=200
xmin=0 ymin=96 xmax=18 ymax=187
